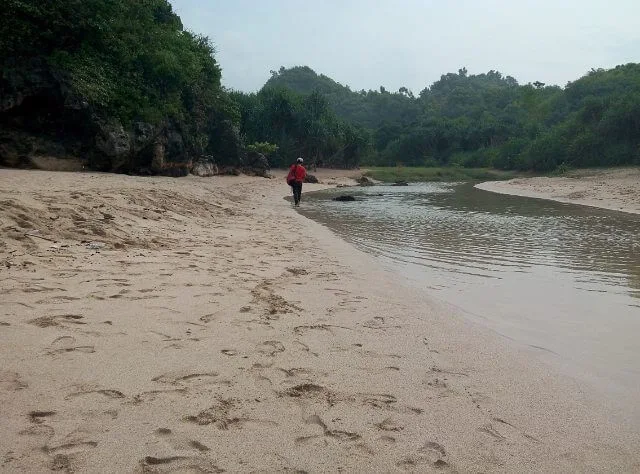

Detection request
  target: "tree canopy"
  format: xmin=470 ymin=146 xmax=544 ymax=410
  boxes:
xmin=265 ymin=65 xmax=640 ymax=171
xmin=1 ymin=0 xmax=241 ymax=171
xmin=229 ymin=87 xmax=370 ymax=168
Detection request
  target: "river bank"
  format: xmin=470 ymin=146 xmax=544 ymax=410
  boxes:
xmin=363 ymin=166 xmax=518 ymax=183
xmin=1 ymin=169 xmax=639 ymax=472
xmin=476 ymin=167 xmax=640 ymax=215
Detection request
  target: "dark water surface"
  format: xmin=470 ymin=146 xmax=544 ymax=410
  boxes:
xmin=298 ymin=183 xmax=640 ymax=415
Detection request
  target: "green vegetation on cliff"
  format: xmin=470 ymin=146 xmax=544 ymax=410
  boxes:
xmin=1 ymin=0 xmax=241 ymax=173
xmin=3 ymin=0 xmax=223 ymax=124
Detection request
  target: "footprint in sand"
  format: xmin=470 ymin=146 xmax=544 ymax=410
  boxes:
xmin=140 ymin=455 xmax=223 ymax=473
xmin=199 ymin=313 xmax=217 ymax=323
xmin=284 ymin=383 xmax=328 ymax=398
xmin=374 ymin=417 xmax=404 ymax=432
xmin=44 ymin=441 xmax=98 ymax=472
xmin=19 ymin=410 xmax=56 ymax=450
xmin=65 ymin=388 xmax=125 ymax=401
xmin=149 ymin=330 xmax=181 ymax=342
xmin=359 ymin=393 xmax=423 ymax=415
xmin=45 ymin=441 xmax=98 ymax=455
xmin=296 ymin=414 xmax=361 ymax=445
xmin=28 ymin=411 xmax=56 ymax=424
xmin=423 ymin=366 xmax=469 ymax=399
xmin=19 ymin=423 xmax=55 ymax=441
xmin=377 ymin=435 xmax=397 ymax=446
xmin=293 ymin=324 xmax=352 ymax=336
xmin=0 ymin=371 xmax=28 ymax=391
xmin=489 ymin=417 xmax=541 ymax=443
xmin=182 ymin=398 xmax=240 ymax=430
xmin=282 ymin=383 xmax=344 ymax=407
xmin=430 ymin=366 xmax=469 ymax=377
xmin=183 ymin=398 xmax=277 ymax=431
xmin=29 ymin=314 xmax=85 ymax=328
xmin=278 ymin=367 xmax=328 ymax=380
xmin=35 ymin=296 xmax=80 ymax=305
xmin=478 ymin=423 xmax=506 ymax=441
xmin=256 ymin=340 xmax=285 ymax=357
xmin=360 ymin=393 xmax=398 ymax=409
xmin=362 ymin=316 xmax=400 ymax=330
xmin=251 ymin=280 xmax=302 ymax=318
xmin=396 ymin=440 xmax=449 ymax=471
xmin=151 ymin=427 xmax=211 ymax=453
xmin=188 ymin=440 xmax=211 ymax=452
xmin=48 ymin=346 xmax=96 ymax=355
xmin=132 ymin=389 xmax=188 ymax=404
xmin=46 ymin=335 xmax=95 ymax=356
xmin=152 ymin=371 xmax=224 ymax=387
xmin=285 ymin=267 xmax=308 ymax=276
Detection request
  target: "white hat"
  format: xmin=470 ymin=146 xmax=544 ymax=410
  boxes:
xmin=296 ymin=157 xmax=303 ymax=163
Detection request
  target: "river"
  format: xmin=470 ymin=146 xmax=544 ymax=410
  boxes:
xmin=298 ymin=182 xmax=640 ymax=422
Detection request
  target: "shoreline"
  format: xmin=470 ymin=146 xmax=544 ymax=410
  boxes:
xmin=1 ymin=169 xmax=639 ymax=471
xmin=475 ymin=167 xmax=640 ymax=215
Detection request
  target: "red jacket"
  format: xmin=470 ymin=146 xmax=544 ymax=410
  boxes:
xmin=286 ymin=164 xmax=306 ymax=184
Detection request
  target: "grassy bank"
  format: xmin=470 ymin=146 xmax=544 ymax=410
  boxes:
xmin=363 ymin=166 xmax=522 ymax=183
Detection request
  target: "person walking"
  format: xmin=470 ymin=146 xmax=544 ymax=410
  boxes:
xmin=286 ymin=157 xmax=307 ymax=206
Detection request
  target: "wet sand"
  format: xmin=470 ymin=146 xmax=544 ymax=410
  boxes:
xmin=1 ymin=168 xmax=639 ymax=472
xmin=476 ymin=167 xmax=640 ymax=214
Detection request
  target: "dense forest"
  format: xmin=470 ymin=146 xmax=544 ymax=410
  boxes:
xmin=229 ymin=88 xmax=370 ymax=168
xmin=1 ymin=1 xmax=639 ymax=175
xmin=266 ymin=65 xmax=640 ymax=171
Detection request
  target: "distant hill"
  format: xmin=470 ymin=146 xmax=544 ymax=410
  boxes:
xmin=261 ymin=64 xmax=640 ymax=171
xmin=264 ymin=66 xmax=349 ymax=96
xmin=263 ymin=66 xmax=420 ymax=129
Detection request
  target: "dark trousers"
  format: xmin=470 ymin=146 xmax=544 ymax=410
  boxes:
xmin=291 ymin=182 xmax=302 ymax=205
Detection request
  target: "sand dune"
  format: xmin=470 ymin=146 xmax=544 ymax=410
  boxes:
xmin=1 ymin=169 xmax=639 ymax=472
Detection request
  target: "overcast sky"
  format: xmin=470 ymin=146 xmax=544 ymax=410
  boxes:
xmin=170 ymin=0 xmax=640 ymax=93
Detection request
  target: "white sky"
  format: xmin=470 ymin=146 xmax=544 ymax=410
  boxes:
xmin=170 ymin=0 xmax=640 ymax=93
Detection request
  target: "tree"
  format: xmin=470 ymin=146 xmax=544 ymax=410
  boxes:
xmin=246 ymin=142 xmax=278 ymax=155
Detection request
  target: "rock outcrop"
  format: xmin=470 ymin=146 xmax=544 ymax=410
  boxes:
xmin=191 ymin=159 xmax=218 ymax=177
xmin=95 ymin=122 xmax=131 ymax=162
xmin=242 ymin=151 xmax=270 ymax=177
xmin=357 ymin=176 xmax=375 ymax=186
xmin=333 ymin=195 xmax=356 ymax=202
xmin=0 ymin=60 xmax=243 ymax=177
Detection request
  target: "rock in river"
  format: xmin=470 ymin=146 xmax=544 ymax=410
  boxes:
xmin=333 ymin=195 xmax=356 ymax=202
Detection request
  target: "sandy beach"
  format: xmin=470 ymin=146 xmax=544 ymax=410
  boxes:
xmin=476 ymin=167 xmax=640 ymax=215
xmin=1 ymin=168 xmax=639 ymax=473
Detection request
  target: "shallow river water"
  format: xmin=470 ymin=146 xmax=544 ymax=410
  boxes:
xmin=298 ymin=182 xmax=640 ymax=420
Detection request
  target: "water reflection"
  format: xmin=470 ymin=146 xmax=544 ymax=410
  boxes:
xmin=300 ymin=183 xmax=640 ymax=298
xmin=299 ymin=183 xmax=640 ymax=414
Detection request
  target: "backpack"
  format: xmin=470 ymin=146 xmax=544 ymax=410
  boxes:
xmin=286 ymin=165 xmax=297 ymax=185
